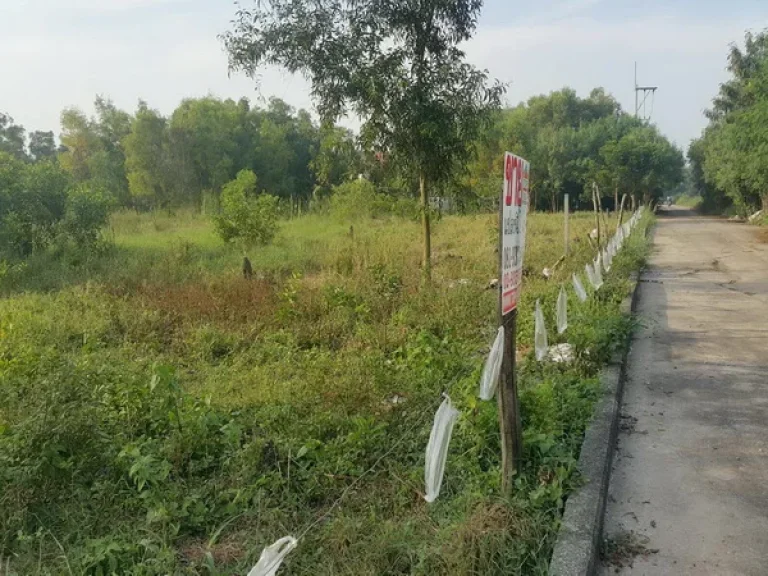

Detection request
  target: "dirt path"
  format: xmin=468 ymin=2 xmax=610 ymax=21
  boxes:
xmin=600 ymin=207 xmax=768 ymax=575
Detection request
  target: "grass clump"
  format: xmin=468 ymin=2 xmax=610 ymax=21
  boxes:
xmin=0 ymin=209 xmax=652 ymax=574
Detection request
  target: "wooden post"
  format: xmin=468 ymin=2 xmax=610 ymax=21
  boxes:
xmin=498 ymin=153 xmax=527 ymax=493
xmin=592 ymin=183 xmax=601 ymax=249
xmin=497 ymin=194 xmax=522 ymax=493
xmin=617 ymin=193 xmax=627 ymax=230
xmin=420 ymin=172 xmax=431 ymax=280
xmin=564 ymin=193 xmax=570 ymax=256
xmin=498 ymin=309 xmax=522 ymax=492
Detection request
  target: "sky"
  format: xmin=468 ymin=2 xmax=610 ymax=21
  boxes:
xmin=1 ymin=0 xmax=767 ymax=149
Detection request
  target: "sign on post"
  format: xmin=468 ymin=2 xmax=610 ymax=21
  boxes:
xmin=501 ymin=152 xmax=530 ymax=316
xmin=497 ymin=152 xmax=529 ymax=492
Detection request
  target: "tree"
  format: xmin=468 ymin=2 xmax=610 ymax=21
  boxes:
xmin=59 ymin=108 xmax=101 ymax=182
xmin=310 ymin=125 xmax=360 ymax=198
xmin=91 ymin=97 xmax=132 ymax=205
xmin=214 ymin=169 xmax=279 ymax=247
xmin=124 ymin=102 xmax=171 ymax=209
xmin=223 ymin=0 xmax=504 ymax=277
xmin=693 ymin=30 xmax=768 ymax=215
xmin=28 ymin=131 xmax=57 ymax=162
xmin=0 ymin=113 xmax=27 ymax=160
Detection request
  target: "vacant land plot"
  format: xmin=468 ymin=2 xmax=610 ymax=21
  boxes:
xmin=0 ymin=210 xmax=650 ymax=575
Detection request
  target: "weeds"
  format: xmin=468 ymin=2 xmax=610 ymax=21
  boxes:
xmin=0 ymin=210 xmax=652 ymax=574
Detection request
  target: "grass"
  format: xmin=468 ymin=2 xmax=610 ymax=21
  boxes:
xmin=0 ymin=208 xmax=652 ymax=575
xmin=674 ymin=195 xmax=702 ymax=209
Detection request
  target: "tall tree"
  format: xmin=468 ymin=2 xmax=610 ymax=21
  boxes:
xmin=59 ymin=108 xmax=100 ymax=182
xmin=28 ymin=131 xmax=57 ymax=161
xmin=0 ymin=113 xmax=27 ymax=160
xmin=124 ymin=102 xmax=171 ymax=209
xmin=91 ymin=96 xmax=132 ymax=204
xmin=223 ymin=0 xmax=504 ymax=276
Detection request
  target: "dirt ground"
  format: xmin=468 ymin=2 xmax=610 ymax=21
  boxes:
xmin=600 ymin=207 xmax=768 ymax=575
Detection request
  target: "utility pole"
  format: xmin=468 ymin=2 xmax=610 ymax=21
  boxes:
xmin=634 ymin=62 xmax=658 ymax=121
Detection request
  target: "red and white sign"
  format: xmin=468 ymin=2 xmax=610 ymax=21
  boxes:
xmin=501 ymin=152 xmax=530 ymax=316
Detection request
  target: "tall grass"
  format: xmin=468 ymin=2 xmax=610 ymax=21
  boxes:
xmin=0 ymin=208 xmax=651 ymax=574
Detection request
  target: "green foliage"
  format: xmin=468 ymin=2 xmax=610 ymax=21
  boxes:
xmin=64 ymin=184 xmax=113 ymax=248
xmin=214 ymin=169 xmax=279 ymax=246
xmin=0 ymin=112 xmax=27 ymax=160
xmin=690 ymin=30 xmax=768 ymax=215
xmin=329 ymin=178 xmax=417 ymax=221
xmin=465 ymin=88 xmax=683 ymax=210
xmin=0 ymin=208 xmax=652 ymax=574
xmin=224 ymin=0 xmax=504 ymax=271
xmin=0 ymin=155 xmax=71 ymax=256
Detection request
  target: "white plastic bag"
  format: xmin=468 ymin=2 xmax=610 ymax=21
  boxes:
xmin=247 ymin=536 xmax=298 ymax=576
xmin=424 ymin=396 xmax=459 ymax=503
xmin=572 ymin=273 xmax=588 ymax=302
xmin=593 ymin=256 xmax=604 ymax=289
xmin=602 ymin=248 xmax=611 ymax=273
xmin=556 ymin=285 xmax=568 ymax=334
xmin=585 ymin=262 xmax=597 ymax=289
xmin=479 ymin=327 xmax=504 ymax=401
xmin=534 ymin=299 xmax=548 ymax=361
xmin=548 ymin=342 xmax=574 ymax=363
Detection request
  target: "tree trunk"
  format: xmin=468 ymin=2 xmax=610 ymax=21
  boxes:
xmin=614 ymin=184 xmax=618 ymax=213
xmin=420 ymin=171 xmax=431 ymax=280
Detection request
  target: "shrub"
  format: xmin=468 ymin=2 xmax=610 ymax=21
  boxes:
xmin=0 ymin=156 xmax=70 ymax=256
xmin=214 ymin=170 xmax=279 ymax=246
xmin=64 ymin=185 xmax=112 ymax=249
xmin=330 ymin=178 xmax=418 ymax=220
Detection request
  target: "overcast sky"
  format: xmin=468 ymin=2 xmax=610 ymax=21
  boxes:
xmin=1 ymin=0 xmax=767 ymax=149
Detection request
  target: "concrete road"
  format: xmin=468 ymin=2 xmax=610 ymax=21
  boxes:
xmin=600 ymin=207 xmax=768 ymax=575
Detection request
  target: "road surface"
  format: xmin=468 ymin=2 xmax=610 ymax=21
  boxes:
xmin=600 ymin=207 xmax=768 ymax=575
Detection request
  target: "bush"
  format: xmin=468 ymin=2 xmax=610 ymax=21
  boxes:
xmin=214 ymin=169 xmax=279 ymax=246
xmin=330 ymin=178 xmax=418 ymax=220
xmin=64 ymin=185 xmax=112 ymax=249
xmin=0 ymin=156 xmax=70 ymax=256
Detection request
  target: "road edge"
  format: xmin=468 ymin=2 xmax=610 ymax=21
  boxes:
xmin=547 ymin=269 xmax=642 ymax=576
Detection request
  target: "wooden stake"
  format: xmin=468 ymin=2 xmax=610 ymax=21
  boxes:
xmin=617 ymin=193 xmax=628 ymax=230
xmin=564 ymin=193 xmax=570 ymax=256
xmin=592 ymin=182 xmax=601 ymax=249
xmin=498 ymin=310 xmax=522 ymax=493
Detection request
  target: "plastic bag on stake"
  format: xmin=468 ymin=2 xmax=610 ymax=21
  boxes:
xmin=572 ymin=273 xmax=588 ymax=302
xmin=247 ymin=536 xmax=298 ymax=576
xmin=424 ymin=396 xmax=459 ymax=503
xmin=556 ymin=285 xmax=568 ymax=334
xmin=593 ymin=256 xmax=604 ymax=289
xmin=535 ymin=299 xmax=549 ymax=361
xmin=602 ymin=248 xmax=611 ymax=272
xmin=479 ymin=327 xmax=504 ymax=401
xmin=585 ymin=262 xmax=597 ymax=289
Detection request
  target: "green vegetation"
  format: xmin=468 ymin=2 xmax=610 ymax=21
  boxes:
xmin=467 ymin=89 xmax=684 ymax=212
xmin=0 ymin=1 xmax=679 ymax=572
xmin=0 ymin=207 xmax=652 ymax=574
xmin=689 ymin=30 xmax=768 ymax=216
xmin=674 ymin=195 xmax=702 ymax=209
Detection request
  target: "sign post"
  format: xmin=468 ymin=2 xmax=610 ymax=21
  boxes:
xmin=498 ymin=152 xmax=529 ymax=492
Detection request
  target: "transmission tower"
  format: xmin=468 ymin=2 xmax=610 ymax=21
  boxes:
xmin=634 ymin=62 xmax=657 ymax=122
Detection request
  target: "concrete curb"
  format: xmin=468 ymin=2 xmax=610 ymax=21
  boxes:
xmin=548 ymin=269 xmax=641 ymax=576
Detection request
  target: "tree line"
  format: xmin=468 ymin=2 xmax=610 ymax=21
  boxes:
xmin=689 ymin=30 xmax=768 ymax=216
xmin=1 ymin=90 xmax=683 ymax=259
xmin=464 ymin=88 xmax=684 ymax=212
